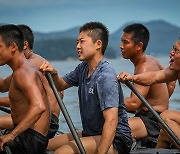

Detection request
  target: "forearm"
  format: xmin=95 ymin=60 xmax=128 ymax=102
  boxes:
xmin=166 ymin=80 xmax=176 ymax=98
xmin=97 ymin=119 xmax=117 ymax=153
xmin=0 ymin=75 xmax=12 ymax=92
xmin=0 ymin=97 xmax=10 ymax=107
xmin=51 ymin=69 xmax=67 ymax=91
xmin=132 ymin=72 xmax=157 ymax=86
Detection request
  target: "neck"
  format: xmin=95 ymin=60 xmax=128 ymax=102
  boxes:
xmin=8 ymin=52 xmax=24 ymax=72
xmin=24 ymin=49 xmax=33 ymax=59
xmin=87 ymin=55 xmax=103 ymax=77
xmin=131 ymin=52 xmax=145 ymax=66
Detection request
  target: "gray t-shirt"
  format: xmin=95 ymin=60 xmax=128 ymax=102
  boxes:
xmin=63 ymin=58 xmax=131 ymax=138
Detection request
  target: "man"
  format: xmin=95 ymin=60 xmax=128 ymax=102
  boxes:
xmin=18 ymin=24 xmax=63 ymax=138
xmin=0 ymin=24 xmax=50 ymax=153
xmin=117 ymin=38 xmax=180 ymax=149
xmin=119 ymin=23 xmax=171 ymax=142
xmin=0 ymin=24 xmax=63 ymax=139
xmin=40 ymin=22 xmax=132 ymax=154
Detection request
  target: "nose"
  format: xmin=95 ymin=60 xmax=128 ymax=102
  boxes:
xmin=76 ymin=42 xmax=80 ymax=50
xmin=119 ymin=42 xmax=123 ymax=50
xmin=170 ymin=48 xmax=175 ymax=56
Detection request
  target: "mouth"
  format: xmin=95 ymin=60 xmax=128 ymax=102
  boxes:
xmin=169 ymin=58 xmax=174 ymax=65
xmin=77 ymin=51 xmax=82 ymax=56
xmin=121 ymin=51 xmax=125 ymax=56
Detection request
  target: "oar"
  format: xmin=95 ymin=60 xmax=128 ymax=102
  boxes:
xmin=125 ymin=80 xmax=180 ymax=149
xmin=0 ymin=106 xmax=11 ymax=114
xmin=0 ymin=129 xmax=12 ymax=154
xmin=45 ymin=72 xmax=86 ymax=154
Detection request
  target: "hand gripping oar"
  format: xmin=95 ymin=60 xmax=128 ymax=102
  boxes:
xmin=0 ymin=129 xmax=12 ymax=154
xmin=45 ymin=72 xmax=86 ymax=154
xmin=0 ymin=106 xmax=11 ymax=114
xmin=125 ymin=80 xmax=180 ymax=150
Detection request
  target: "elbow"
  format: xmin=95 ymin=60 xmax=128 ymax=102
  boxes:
xmin=126 ymin=101 xmax=140 ymax=111
xmin=109 ymin=117 xmax=118 ymax=129
xmin=35 ymin=103 xmax=46 ymax=115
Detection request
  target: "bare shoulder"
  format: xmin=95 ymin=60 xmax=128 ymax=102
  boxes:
xmin=148 ymin=55 xmax=164 ymax=69
xmin=29 ymin=53 xmax=47 ymax=68
xmin=13 ymin=64 xmax=39 ymax=87
xmin=136 ymin=55 xmax=164 ymax=74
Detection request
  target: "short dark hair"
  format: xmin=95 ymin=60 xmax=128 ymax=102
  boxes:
xmin=0 ymin=24 xmax=24 ymax=52
xmin=79 ymin=21 xmax=109 ymax=54
xmin=17 ymin=24 xmax=34 ymax=49
xmin=123 ymin=23 xmax=150 ymax=51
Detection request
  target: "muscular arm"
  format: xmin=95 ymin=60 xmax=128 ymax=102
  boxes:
xmin=157 ymin=63 xmax=177 ymax=98
xmin=166 ymin=80 xmax=176 ymax=98
xmin=132 ymin=68 xmax=177 ymax=85
xmin=97 ymin=107 xmax=118 ymax=154
xmin=125 ymin=64 xmax=152 ymax=111
xmin=125 ymin=83 xmax=150 ymax=111
xmin=0 ymin=97 xmax=10 ymax=107
xmin=10 ymin=70 xmax=46 ymax=138
xmin=0 ymin=75 xmax=12 ymax=92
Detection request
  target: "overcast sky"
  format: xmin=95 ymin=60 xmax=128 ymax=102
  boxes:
xmin=0 ymin=0 xmax=179 ymax=33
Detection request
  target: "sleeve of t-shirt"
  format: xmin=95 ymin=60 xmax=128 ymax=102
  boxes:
xmin=97 ymin=69 xmax=120 ymax=111
xmin=62 ymin=64 xmax=81 ymax=87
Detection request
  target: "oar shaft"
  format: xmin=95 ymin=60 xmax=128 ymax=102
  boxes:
xmin=0 ymin=106 xmax=11 ymax=114
xmin=125 ymin=80 xmax=180 ymax=149
xmin=45 ymin=72 xmax=86 ymax=154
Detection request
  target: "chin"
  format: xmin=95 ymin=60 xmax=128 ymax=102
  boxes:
xmin=78 ymin=57 xmax=84 ymax=61
xmin=169 ymin=64 xmax=174 ymax=70
xmin=123 ymin=56 xmax=129 ymax=59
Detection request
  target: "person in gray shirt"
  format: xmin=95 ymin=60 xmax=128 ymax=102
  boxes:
xmin=40 ymin=21 xmax=132 ymax=154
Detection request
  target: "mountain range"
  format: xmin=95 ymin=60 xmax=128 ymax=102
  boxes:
xmin=1 ymin=20 xmax=180 ymax=60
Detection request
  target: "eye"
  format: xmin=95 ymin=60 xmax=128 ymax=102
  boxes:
xmin=122 ymin=40 xmax=128 ymax=44
xmin=173 ymin=47 xmax=180 ymax=54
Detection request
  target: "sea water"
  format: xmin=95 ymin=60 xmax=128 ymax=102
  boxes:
xmin=0 ymin=56 xmax=179 ymax=133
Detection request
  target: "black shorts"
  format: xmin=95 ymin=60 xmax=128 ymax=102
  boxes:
xmin=3 ymin=128 xmax=48 ymax=154
xmin=47 ymin=113 xmax=59 ymax=139
xmin=113 ymin=133 xmax=133 ymax=154
xmin=135 ymin=110 xmax=161 ymax=137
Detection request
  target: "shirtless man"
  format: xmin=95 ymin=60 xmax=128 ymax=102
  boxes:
xmin=118 ymin=23 xmax=170 ymax=142
xmin=18 ymin=24 xmax=63 ymax=138
xmin=0 ymin=24 xmax=63 ymax=139
xmin=118 ymin=38 xmax=180 ymax=149
xmin=0 ymin=24 xmax=50 ymax=153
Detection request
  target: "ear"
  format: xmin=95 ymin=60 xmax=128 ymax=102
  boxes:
xmin=96 ymin=40 xmax=102 ymax=51
xmin=137 ymin=42 xmax=144 ymax=51
xmin=10 ymin=42 xmax=18 ymax=55
xmin=24 ymin=41 xmax=28 ymax=50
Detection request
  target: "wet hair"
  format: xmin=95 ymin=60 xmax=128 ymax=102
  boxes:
xmin=17 ymin=24 xmax=34 ymax=49
xmin=0 ymin=24 xmax=24 ymax=52
xmin=79 ymin=21 xmax=109 ymax=55
xmin=123 ymin=23 xmax=150 ymax=51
